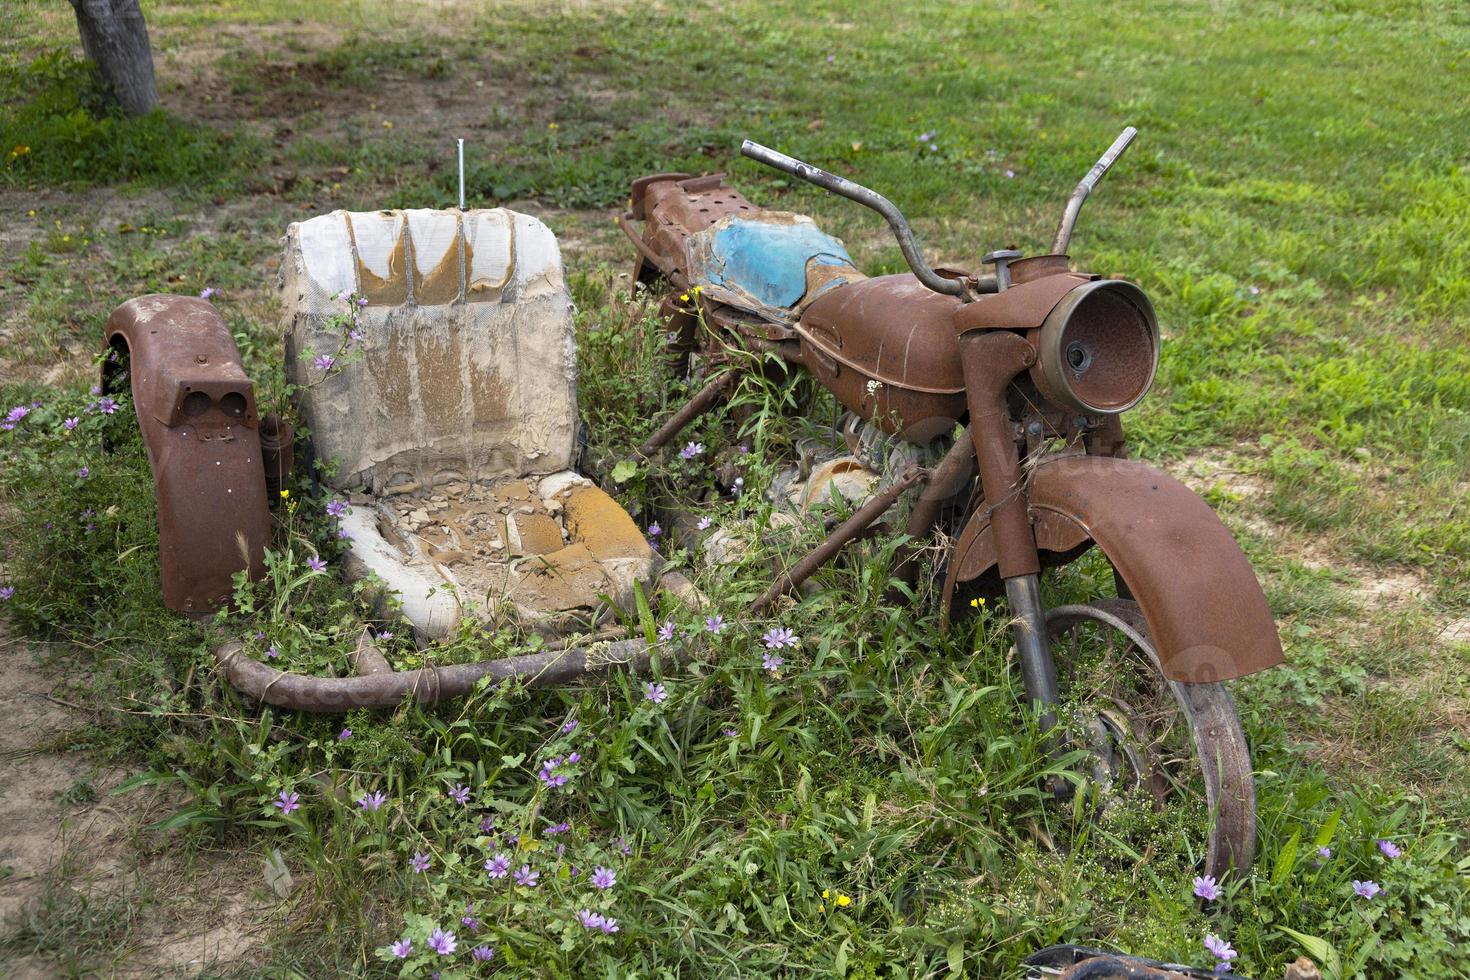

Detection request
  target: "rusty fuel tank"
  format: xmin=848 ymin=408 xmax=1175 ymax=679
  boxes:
xmin=796 ymin=273 xmax=968 ymax=440
xmin=103 ymin=295 xmax=271 ymax=617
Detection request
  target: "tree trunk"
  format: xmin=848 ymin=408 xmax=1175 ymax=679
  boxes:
xmin=68 ymin=0 xmax=158 ymax=116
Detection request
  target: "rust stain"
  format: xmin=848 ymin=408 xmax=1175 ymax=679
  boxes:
xmin=413 ymin=319 xmax=466 ymax=434
xmin=413 ymin=213 xmax=466 ymax=306
xmin=346 ymin=214 xmax=410 ymax=306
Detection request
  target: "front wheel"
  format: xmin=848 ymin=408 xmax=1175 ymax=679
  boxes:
xmin=1045 ymin=598 xmax=1257 ymax=880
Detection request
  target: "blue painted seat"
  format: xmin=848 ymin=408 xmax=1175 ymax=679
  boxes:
xmin=684 ymin=212 xmax=864 ymax=322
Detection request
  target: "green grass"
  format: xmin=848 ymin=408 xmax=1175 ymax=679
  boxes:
xmin=2 ymin=0 xmax=1469 ymax=976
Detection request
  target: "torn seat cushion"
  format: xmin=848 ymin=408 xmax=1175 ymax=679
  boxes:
xmin=339 ymin=472 xmax=656 ymax=641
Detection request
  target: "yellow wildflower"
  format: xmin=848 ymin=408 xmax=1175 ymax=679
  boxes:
xmin=836 ymin=894 xmax=852 ymax=907
xmin=969 ymin=597 xmax=985 ymax=608
xmin=280 ymin=489 xmax=290 ymax=499
xmin=821 ymin=889 xmax=829 ymax=899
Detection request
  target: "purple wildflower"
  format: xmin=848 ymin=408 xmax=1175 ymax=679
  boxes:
xmin=539 ymin=757 xmax=569 ymax=788
xmin=657 ymin=620 xmax=676 ymax=642
xmin=306 ymin=556 xmax=327 ymax=573
xmin=647 ymin=522 xmax=661 ymax=537
xmin=561 ymin=717 xmax=579 ymax=734
xmin=696 ymin=516 xmax=712 ymax=530
xmin=1193 ymin=875 xmax=1221 ymax=901
xmin=513 ymin=865 xmax=540 ymax=888
xmin=471 ymin=945 xmax=495 ymax=962
xmin=615 ymin=836 xmax=632 ymax=856
xmin=199 ymin=286 xmax=219 ymax=300
xmin=591 ymin=866 xmax=616 ymax=890
xmin=722 ymin=727 xmax=739 ymax=738
xmin=357 ymin=790 xmax=387 ymax=812
xmin=336 ymin=527 xmax=352 ymax=541
xmin=273 ymin=790 xmax=300 ymax=815
xmin=0 ymin=586 xmax=13 ymax=601
xmin=5 ymin=406 xmax=28 ymax=424
xmin=357 ymin=296 xmax=368 ymax=307
xmin=409 ymin=852 xmax=431 ymax=873
xmin=577 ymin=909 xmax=605 ymax=930
xmin=379 ymin=630 xmax=394 ymax=640
xmin=77 ymin=466 xmax=89 ymax=479
xmin=679 ymin=441 xmax=703 ymax=459
xmin=826 ymin=53 xmax=834 ymax=63
xmin=546 ymin=821 xmax=571 ymax=837
xmin=427 ymin=928 xmax=456 ymax=955
xmin=1317 ymin=845 xmax=1332 ymax=861
xmin=762 ymin=626 xmax=799 ymax=649
xmin=96 ymin=397 xmax=118 ymax=414
xmin=266 ymin=646 xmax=280 ymax=659
xmin=314 ymin=354 xmax=336 ymax=372
xmin=705 ymin=614 xmax=724 ymax=634
xmin=338 ymin=727 xmax=351 ymax=740
xmin=762 ymin=651 xmax=784 ymax=674
xmin=599 ymin=916 xmax=619 ymax=934
xmin=348 ymin=328 xmax=364 ymax=344
xmin=1353 ymin=879 xmax=1381 ymax=899
xmin=448 ymin=783 xmax=471 ymax=805
xmin=1203 ymin=933 xmax=1236 ymax=965
xmin=389 ymin=939 xmax=412 ymax=958
xmin=644 ymin=682 xmax=668 ymax=704
xmin=462 ymin=904 xmax=481 ymax=932
xmin=64 ymin=416 xmax=79 ymax=430
xmin=918 ymin=131 xmax=935 ymax=143
xmin=479 ymin=816 xmax=496 ymax=834
xmin=567 ymin=751 xmax=581 ymax=763
xmin=326 ymin=499 xmax=349 ymax=518
xmin=1377 ymin=839 xmax=1402 ymax=859
xmin=485 ymin=853 xmax=511 ymax=878
xmin=1004 ymin=168 xmax=1016 ymax=179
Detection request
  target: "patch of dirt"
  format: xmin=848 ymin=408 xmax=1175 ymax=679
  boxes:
xmin=1438 ymin=618 xmax=1470 ymax=648
xmin=0 ymin=622 xmax=267 ymax=976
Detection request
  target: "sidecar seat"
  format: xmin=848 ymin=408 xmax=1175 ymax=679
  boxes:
xmin=281 ymin=208 xmax=657 ymax=641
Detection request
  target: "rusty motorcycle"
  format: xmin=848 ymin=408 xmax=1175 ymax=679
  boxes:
xmin=620 ymin=128 xmax=1284 ymax=879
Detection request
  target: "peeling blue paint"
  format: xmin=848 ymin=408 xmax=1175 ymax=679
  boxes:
xmin=691 ymin=215 xmax=859 ymax=312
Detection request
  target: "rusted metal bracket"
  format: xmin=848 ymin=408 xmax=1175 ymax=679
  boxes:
xmin=635 ymin=372 xmax=736 ymax=458
xmin=750 ymin=467 xmax=927 ymax=615
xmin=103 ymin=295 xmax=271 ymax=617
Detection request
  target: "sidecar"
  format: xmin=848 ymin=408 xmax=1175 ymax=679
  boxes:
xmin=105 ymin=207 xmax=697 ymax=711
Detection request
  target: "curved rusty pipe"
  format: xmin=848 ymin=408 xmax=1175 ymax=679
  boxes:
xmin=213 ymin=636 xmax=658 ymax=713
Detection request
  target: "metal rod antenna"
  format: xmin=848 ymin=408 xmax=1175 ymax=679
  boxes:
xmin=1050 ymin=126 xmax=1136 ymax=255
xmin=457 ymin=138 xmax=466 ymax=211
xmin=741 ymin=139 xmax=969 ymax=299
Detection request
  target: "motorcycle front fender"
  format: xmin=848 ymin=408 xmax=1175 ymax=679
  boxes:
xmin=944 ymin=454 xmax=1284 ymax=682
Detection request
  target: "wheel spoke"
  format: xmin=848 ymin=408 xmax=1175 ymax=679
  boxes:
xmin=1044 ymin=598 xmax=1257 ymax=879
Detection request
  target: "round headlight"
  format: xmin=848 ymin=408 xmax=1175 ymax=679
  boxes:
xmin=1032 ymin=279 xmax=1159 ymax=415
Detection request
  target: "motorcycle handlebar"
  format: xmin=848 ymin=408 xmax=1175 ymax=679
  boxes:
xmin=1050 ymin=126 xmax=1137 ymax=255
xmin=740 ymin=139 xmax=970 ymax=299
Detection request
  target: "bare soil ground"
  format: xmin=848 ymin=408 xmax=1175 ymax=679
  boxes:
xmin=0 ymin=623 xmax=272 ymax=977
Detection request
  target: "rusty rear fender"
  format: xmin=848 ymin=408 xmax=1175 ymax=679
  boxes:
xmin=947 ymin=454 xmax=1283 ymax=682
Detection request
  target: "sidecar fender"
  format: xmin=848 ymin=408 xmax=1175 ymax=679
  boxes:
xmin=946 ymin=455 xmax=1283 ymax=682
xmin=103 ymin=295 xmax=271 ymax=618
